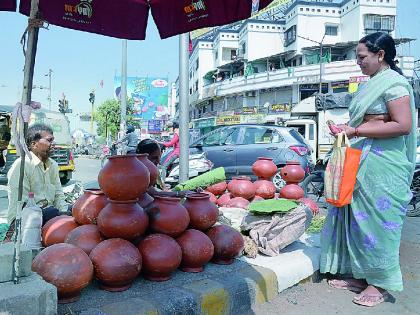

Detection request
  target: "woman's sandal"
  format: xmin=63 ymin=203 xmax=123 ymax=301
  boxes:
xmin=327 ymin=279 xmax=367 ymax=293
xmin=352 ymin=291 xmax=389 ymax=307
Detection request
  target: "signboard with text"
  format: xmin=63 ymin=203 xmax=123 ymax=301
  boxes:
xmin=147 ymin=120 xmax=164 ymax=134
xmin=216 ymin=115 xmax=241 ymax=126
xmin=269 ymin=103 xmax=292 ymax=114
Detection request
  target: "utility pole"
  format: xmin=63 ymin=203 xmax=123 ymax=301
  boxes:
xmin=45 ymin=69 xmax=52 ymax=110
xmin=89 ymin=91 xmax=95 ymax=134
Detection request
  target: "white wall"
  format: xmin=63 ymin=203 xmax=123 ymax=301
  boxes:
xmin=247 ymin=26 xmax=284 ymax=61
xmin=213 ymin=32 xmax=239 ymax=67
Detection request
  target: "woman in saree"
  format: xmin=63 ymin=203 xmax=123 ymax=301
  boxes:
xmin=320 ymin=32 xmax=416 ymax=307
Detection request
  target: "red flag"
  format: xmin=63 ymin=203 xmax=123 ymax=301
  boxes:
xmin=188 ymin=33 xmax=193 ymax=55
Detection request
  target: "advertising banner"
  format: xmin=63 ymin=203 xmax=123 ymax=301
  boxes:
xmin=216 ymin=115 xmax=241 ymax=125
xmin=269 ymin=103 xmax=292 ymax=114
xmin=147 ymin=119 xmax=164 ymax=134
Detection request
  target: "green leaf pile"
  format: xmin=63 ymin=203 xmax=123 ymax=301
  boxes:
xmin=248 ymin=199 xmax=298 ymax=215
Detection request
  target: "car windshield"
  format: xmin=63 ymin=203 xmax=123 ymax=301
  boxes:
xmin=288 ymin=128 xmax=308 ymax=146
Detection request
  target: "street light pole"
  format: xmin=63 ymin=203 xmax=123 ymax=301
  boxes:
xmin=45 ymin=69 xmax=52 ymax=110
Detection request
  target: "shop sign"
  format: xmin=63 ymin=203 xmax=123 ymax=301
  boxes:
xmin=240 ymin=114 xmax=265 ymax=124
xmin=348 ymin=75 xmax=369 ymax=93
xmin=216 ymin=115 xmax=241 ymax=126
xmin=147 ymin=119 xmax=164 ymax=134
xmin=236 ymin=107 xmax=257 ymax=115
xmin=219 ymin=110 xmax=235 ymax=116
xmin=269 ymin=103 xmax=292 ymax=113
xmin=332 ymin=80 xmax=349 ymax=93
xmin=194 ymin=117 xmax=216 ymax=129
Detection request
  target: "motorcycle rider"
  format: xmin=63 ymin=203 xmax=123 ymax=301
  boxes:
xmin=161 ymin=122 xmax=180 ymax=168
xmin=116 ymin=125 xmax=138 ymax=154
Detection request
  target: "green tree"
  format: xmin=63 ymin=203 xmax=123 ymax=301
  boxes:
xmin=95 ymin=99 xmax=138 ymax=138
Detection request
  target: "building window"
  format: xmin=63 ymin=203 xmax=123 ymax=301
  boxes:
xmin=325 ymin=25 xmax=338 ymax=36
xmin=317 ymin=9 xmax=321 ymax=12
xmin=364 ymin=14 xmax=395 ymax=33
xmin=195 ymin=58 xmax=199 ymax=71
xmin=306 ymin=8 xmax=309 ymax=11
xmin=215 ymin=51 xmax=218 ymax=60
xmin=241 ymin=42 xmax=246 ymax=55
xmin=284 ymin=25 xmax=297 ymax=47
xmin=300 ymin=8 xmax=303 ymax=11
xmin=195 ymin=80 xmax=198 ymax=92
xmin=231 ymin=49 xmax=237 ymax=60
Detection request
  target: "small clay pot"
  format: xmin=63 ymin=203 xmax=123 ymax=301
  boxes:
xmin=72 ymin=189 xmax=108 ymax=225
xmin=227 ymin=197 xmax=250 ymax=209
xmin=138 ymin=234 xmax=182 ymax=281
xmin=206 ymin=225 xmax=244 ymax=265
xmin=205 ymin=181 xmax=227 ymax=196
xmin=183 ymin=193 xmax=219 ymax=231
xmin=41 ymin=215 xmax=78 ymax=247
xmin=280 ymin=184 xmax=304 ymax=200
xmin=217 ymin=193 xmax=232 ymax=207
xmin=137 ymin=154 xmax=158 ymax=187
xmin=280 ymin=161 xmax=305 ymax=184
xmin=32 ymin=243 xmax=93 ymax=303
xmin=227 ymin=176 xmax=255 ymax=200
xmin=89 ymin=238 xmax=142 ymax=292
xmin=252 ymin=157 xmax=278 ymax=179
xmin=253 ymin=180 xmax=276 ymax=199
xmin=203 ymin=191 xmax=218 ymax=204
xmin=65 ymin=224 xmax=104 ymax=255
xmin=176 ymin=229 xmax=214 ymax=272
xmin=97 ymin=200 xmax=149 ymax=240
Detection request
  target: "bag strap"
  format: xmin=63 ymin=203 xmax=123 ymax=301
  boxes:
xmin=335 ymin=132 xmax=350 ymax=148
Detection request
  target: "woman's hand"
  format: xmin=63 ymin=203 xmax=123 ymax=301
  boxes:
xmin=337 ymin=124 xmax=357 ymax=139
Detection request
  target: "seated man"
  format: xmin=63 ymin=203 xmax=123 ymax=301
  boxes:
xmin=5 ymin=124 xmax=67 ymax=239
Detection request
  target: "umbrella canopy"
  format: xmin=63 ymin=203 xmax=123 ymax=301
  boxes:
xmin=17 ymin=0 xmax=274 ymax=39
xmin=0 ymin=0 xmax=16 ymax=11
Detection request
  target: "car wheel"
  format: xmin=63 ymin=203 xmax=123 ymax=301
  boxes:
xmin=272 ymin=170 xmax=286 ymax=191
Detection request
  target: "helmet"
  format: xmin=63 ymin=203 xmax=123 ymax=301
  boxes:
xmin=126 ymin=125 xmax=135 ymax=133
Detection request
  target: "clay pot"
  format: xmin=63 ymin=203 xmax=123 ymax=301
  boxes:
xmin=280 ymin=184 xmax=304 ymax=200
xmin=176 ymin=229 xmax=214 ymax=272
xmin=65 ymin=224 xmax=104 ymax=255
xmin=252 ymin=157 xmax=278 ymax=179
xmin=298 ymin=197 xmax=320 ymax=215
xmin=97 ymin=200 xmax=149 ymax=240
xmin=206 ymin=225 xmax=244 ymax=265
xmin=32 ymin=243 xmax=93 ymax=303
xmin=203 ymin=191 xmax=218 ymax=204
xmin=137 ymin=154 xmax=158 ymax=187
xmin=138 ymin=234 xmax=182 ymax=281
xmin=89 ymin=238 xmax=142 ymax=292
xmin=205 ymin=181 xmax=227 ymax=196
xmin=72 ymin=189 xmax=108 ymax=225
xmin=280 ymin=161 xmax=305 ymax=184
xmin=253 ymin=180 xmax=276 ymax=199
xmin=148 ymin=196 xmax=190 ymax=237
xmin=138 ymin=192 xmax=154 ymax=209
xmin=98 ymin=155 xmax=150 ymax=200
xmin=183 ymin=193 xmax=219 ymax=231
xmin=216 ymin=193 xmax=231 ymax=207
xmin=227 ymin=197 xmax=250 ymax=209
xmin=227 ymin=176 xmax=255 ymax=200
xmin=42 ymin=215 xmax=78 ymax=247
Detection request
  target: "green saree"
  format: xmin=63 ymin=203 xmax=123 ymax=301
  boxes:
xmin=320 ymin=69 xmax=416 ymax=291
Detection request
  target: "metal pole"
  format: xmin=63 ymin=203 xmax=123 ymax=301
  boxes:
xmin=178 ymin=33 xmax=190 ymax=183
xmin=319 ymin=34 xmax=326 ymax=94
xmin=47 ymin=69 xmax=52 ymax=110
xmin=120 ymin=39 xmax=128 ymax=139
xmin=90 ymin=99 xmax=94 ymax=134
xmin=13 ymin=0 xmax=40 ymax=284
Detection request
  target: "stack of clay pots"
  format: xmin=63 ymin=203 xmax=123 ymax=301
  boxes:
xmin=32 ymin=154 xmax=244 ymax=304
xmin=279 ymin=161 xmax=305 ymax=200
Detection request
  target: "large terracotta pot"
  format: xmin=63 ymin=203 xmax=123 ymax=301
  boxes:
xmin=205 ymin=181 xmax=227 ymax=196
xmin=148 ymin=196 xmax=190 ymax=237
xmin=253 ymin=180 xmax=276 ymax=199
xmin=138 ymin=192 xmax=154 ymax=209
xmin=89 ymin=238 xmax=142 ymax=292
xmin=203 ymin=191 xmax=218 ymax=204
xmin=183 ymin=193 xmax=219 ymax=231
xmin=138 ymin=234 xmax=182 ymax=281
xmin=280 ymin=161 xmax=305 ymax=184
xmin=206 ymin=225 xmax=244 ymax=265
xmin=98 ymin=155 xmax=150 ymax=200
xmin=32 ymin=243 xmax=93 ymax=303
xmin=72 ymin=189 xmax=108 ymax=225
xmin=280 ymin=184 xmax=304 ymax=200
xmin=176 ymin=229 xmax=214 ymax=272
xmin=217 ymin=193 xmax=232 ymax=207
xmin=298 ymin=197 xmax=319 ymax=215
xmin=252 ymin=157 xmax=278 ymax=179
xmin=65 ymin=224 xmax=104 ymax=255
xmin=137 ymin=154 xmax=158 ymax=187
xmin=97 ymin=200 xmax=149 ymax=240
xmin=42 ymin=215 xmax=78 ymax=247
xmin=227 ymin=176 xmax=255 ymax=200
xmin=227 ymin=197 xmax=250 ymax=209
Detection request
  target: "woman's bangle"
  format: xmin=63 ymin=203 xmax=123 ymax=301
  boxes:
xmin=355 ymin=127 xmax=360 ymax=137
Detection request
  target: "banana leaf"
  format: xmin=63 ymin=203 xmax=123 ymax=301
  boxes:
xmin=248 ymin=198 xmax=298 ymax=215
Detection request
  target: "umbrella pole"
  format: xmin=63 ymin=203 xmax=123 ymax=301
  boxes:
xmin=119 ymin=39 xmax=128 ymax=143
xmin=178 ymin=33 xmax=190 ymax=183
xmin=12 ymin=0 xmax=40 ymax=284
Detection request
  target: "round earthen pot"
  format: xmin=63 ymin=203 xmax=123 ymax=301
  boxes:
xmin=217 ymin=193 xmax=232 ymax=207
xmin=280 ymin=161 xmax=305 ymax=184
xmin=206 ymin=225 xmax=244 ymax=265
xmin=203 ymin=191 xmax=218 ymax=204
xmin=253 ymin=180 xmax=276 ymax=199
xmin=72 ymin=189 xmax=108 ymax=225
xmin=176 ymin=229 xmax=214 ymax=272
xmin=298 ymin=198 xmax=320 ymax=215
xmin=138 ymin=192 xmax=154 ymax=209
xmin=252 ymin=157 xmax=278 ymax=180
xmin=148 ymin=196 xmax=190 ymax=237
xmin=138 ymin=234 xmax=182 ymax=281
xmin=89 ymin=238 xmax=142 ymax=292
xmin=41 ymin=215 xmax=78 ymax=247
xmin=32 ymin=243 xmax=93 ymax=303
xmin=137 ymin=154 xmax=158 ymax=187
xmin=227 ymin=197 xmax=250 ymax=209
xmin=205 ymin=181 xmax=227 ymax=196
xmin=183 ymin=193 xmax=219 ymax=231
xmin=280 ymin=184 xmax=304 ymax=200
xmin=97 ymin=200 xmax=149 ymax=240
xmin=227 ymin=176 xmax=255 ymax=200
xmin=65 ymin=224 xmax=104 ymax=255
xmin=98 ymin=154 xmax=150 ymax=200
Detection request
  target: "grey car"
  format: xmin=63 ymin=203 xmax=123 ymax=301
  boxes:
xmin=189 ymin=124 xmax=314 ymax=189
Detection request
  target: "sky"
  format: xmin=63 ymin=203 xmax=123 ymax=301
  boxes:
xmin=0 ymin=0 xmax=419 ymax=131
